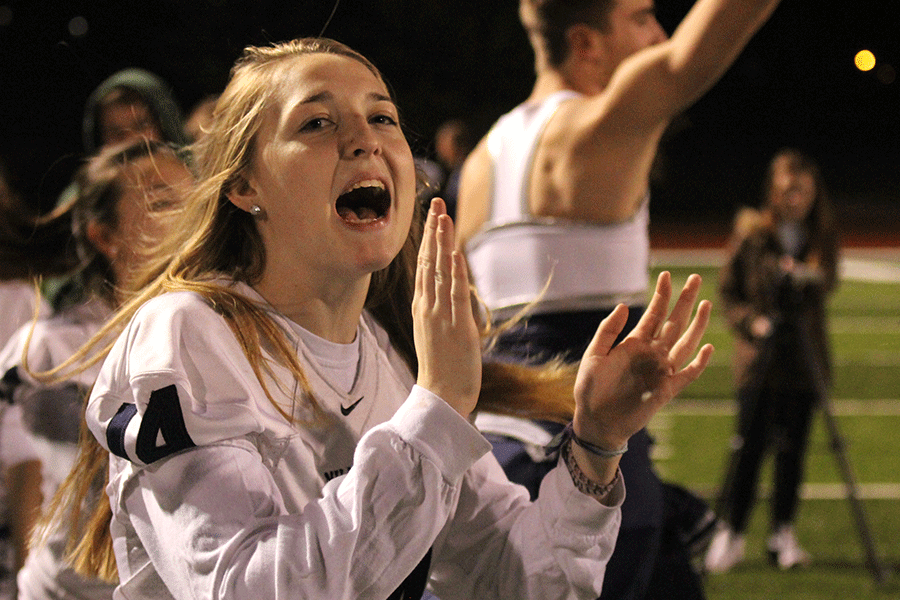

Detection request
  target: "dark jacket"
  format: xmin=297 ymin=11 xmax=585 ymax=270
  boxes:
xmin=718 ymin=209 xmax=838 ymax=393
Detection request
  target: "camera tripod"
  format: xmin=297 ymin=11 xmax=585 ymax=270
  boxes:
xmin=715 ymin=313 xmax=889 ymax=583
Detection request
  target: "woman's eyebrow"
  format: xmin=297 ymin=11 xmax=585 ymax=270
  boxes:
xmin=369 ymin=92 xmax=393 ymax=104
xmin=300 ymin=91 xmax=333 ymax=105
xmin=298 ymin=91 xmax=393 ymax=105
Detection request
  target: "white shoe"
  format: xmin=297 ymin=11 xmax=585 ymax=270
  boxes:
xmin=704 ymin=524 xmax=745 ymax=574
xmin=767 ymin=524 xmax=811 ymax=570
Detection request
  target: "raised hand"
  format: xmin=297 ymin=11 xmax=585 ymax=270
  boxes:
xmin=571 ymin=272 xmax=714 ymax=478
xmin=413 ymin=198 xmax=482 ymax=417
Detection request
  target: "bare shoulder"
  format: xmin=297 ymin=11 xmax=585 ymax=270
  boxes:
xmin=455 ymin=137 xmax=493 ymax=250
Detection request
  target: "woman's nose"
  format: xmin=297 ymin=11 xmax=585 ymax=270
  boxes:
xmin=343 ymin=119 xmax=380 ymax=158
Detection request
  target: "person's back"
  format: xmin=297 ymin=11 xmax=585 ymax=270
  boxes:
xmin=458 ymin=0 xmax=781 ymax=363
xmin=463 ymin=89 xmax=650 ymax=324
xmin=456 ymin=0 xmax=781 ymax=598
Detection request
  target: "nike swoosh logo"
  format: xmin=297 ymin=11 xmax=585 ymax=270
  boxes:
xmin=340 ymin=396 xmax=365 ymax=416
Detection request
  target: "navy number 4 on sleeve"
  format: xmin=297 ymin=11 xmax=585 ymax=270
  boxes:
xmin=107 ymin=385 xmax=196 ymax=464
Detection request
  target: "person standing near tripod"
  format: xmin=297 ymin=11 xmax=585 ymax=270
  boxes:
xmin=705 ymin=148 xmax=840 ymax=573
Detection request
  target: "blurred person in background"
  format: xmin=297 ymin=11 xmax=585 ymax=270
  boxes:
xmin=0 ymin=139 xmax=193 ymax=599
xmin=433 ymin=119 xmax=475 ymax=220
xmin=81 ymin=68 xmax=188 ymax=156
xmin=0 ymin=156 xmax=53 ymax=600
xmin=705 ymin=148 xmax=839 ymax=573
xmin=49 ymin=67 xmax=189 ymax=311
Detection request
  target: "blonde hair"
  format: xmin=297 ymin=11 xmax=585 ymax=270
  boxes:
xmin=47 ymin=37 xmax=576 ymax=582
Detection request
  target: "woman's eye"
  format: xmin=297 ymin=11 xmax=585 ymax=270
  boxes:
xmin=371 ymin=114 xmax=398 ymax=126
xmin=149 ymin=199 xmax=175 ymax=212
xmin=146 ymin=190 xmax=179 ymax=212
xmin=300 ymin=118 xmax=330 ymax=132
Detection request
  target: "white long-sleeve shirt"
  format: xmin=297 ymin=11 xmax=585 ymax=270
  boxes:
xmin=0 ymin=295 xmax=117 ymax=600
xmin=0 ymin=281 xmax=49 ymax=348
xmin=87 ymin=282 xmax=623 ymax=600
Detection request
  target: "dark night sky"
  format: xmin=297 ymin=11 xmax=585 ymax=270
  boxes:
xmin=1 ymin=0 xmax=897 ymax=229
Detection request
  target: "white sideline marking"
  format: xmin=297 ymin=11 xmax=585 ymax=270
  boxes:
xmin=661 ymin=399 xmax=900 ymax=416
xmin=842 ymin=258 xmax=900 ymax=283
xmin=800 ymin=483 xmax=900 ymax=501
xmin=652 ymin=401 xmax=900 ymax=499
xmin=651 ymin=247 xmax=900 ymax=283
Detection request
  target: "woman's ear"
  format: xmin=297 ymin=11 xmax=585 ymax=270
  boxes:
xmin=85 ymin=220 xmax=119 ymax=263
xmin=225 ymin=174 xmax=259 ymax=213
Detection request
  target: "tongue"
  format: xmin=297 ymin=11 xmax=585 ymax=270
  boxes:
xmin=338 ymin=206 xmax=380 ymax=223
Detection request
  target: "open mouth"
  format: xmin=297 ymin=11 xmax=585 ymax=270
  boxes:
xmin=336 ymin=180 xmax=391 ymax=224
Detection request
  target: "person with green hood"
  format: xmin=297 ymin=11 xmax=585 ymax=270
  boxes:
xmin=81 ymin=67 xmax=188 ymax=154
xmin=49 ymin=68 xmax=189 ymax=310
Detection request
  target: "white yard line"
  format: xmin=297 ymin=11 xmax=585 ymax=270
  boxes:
xmin=652 ymin=402 xmax=900 ymax=499
xmin=799 ymin=483 xmax=900 ymax=501
xmin=661 ymin=399 xmax=900 ymax=416
xmin=651 ymin=247 xmax=900 ymax=283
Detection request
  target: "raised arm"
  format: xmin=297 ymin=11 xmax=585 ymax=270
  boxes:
xmin=538 ymin=0 xmax=782 ymax=223
xmin=454 ymin=139 xmax=493 ymax=251
xmin=601 ymin=0 xmax=781 ymax=129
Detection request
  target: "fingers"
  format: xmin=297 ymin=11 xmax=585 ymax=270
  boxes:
xmin=415 ymin=199 xmax=446 ymax=306
xmin=657 ymin=273 xmax=703 ymax=348
xmin=630 ymin=272 xmax=708 ymax=352
xmin=450 ymin=249 xmax=471 ymax=324
xmin=669 ymin=299 xmax=712 ymax=368
xmin=412 ymin=198 xmax=482 ymax=416
xmin=629 ymin=271 xmax=672 ymax=339
xmin=416 ymin=198 xmax=469 ymax=320
xmin=668 ymin=342 xmax=715 ymax=393
xmin=435 ymin=213 xmax=460 ymax=312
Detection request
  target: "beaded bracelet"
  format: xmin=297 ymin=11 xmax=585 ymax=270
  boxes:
xmin=546 ymin=421 xmax=628 ymax=459
xmin=561 ymin=439 xmax=621 ymax=500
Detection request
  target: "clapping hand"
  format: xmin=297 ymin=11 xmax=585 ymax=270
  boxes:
xmin=413 ymin=198 xmax=482 ymax=418
xmin=571 ymin=272 xmax=714 ymax=482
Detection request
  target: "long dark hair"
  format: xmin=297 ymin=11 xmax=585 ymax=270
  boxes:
xmin=761 ymin=148 xmax=837 ymax=264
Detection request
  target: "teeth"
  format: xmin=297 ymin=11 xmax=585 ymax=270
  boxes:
xmin=345 ymin=179 xmax=385 ymax=193
xmin=336 ymin=179 xmax=390 ymax=225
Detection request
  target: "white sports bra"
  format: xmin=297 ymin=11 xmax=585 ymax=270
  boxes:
xmin=466 ymin=91 xmax=649 ymax=319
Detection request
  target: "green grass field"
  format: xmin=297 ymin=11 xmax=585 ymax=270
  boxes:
xmin=647 ymin=258 xmax=900 ymax=599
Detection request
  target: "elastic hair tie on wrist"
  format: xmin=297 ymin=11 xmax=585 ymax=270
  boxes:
xmin=546 ymin=422 xmax=628 ymax=458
